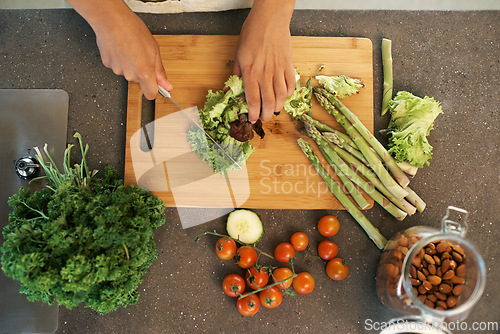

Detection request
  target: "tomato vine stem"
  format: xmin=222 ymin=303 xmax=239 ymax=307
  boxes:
xmin=195 ymin=230 xmax=274 ymax=259
xmin=237 ymin=272 xmax=297 ymax=299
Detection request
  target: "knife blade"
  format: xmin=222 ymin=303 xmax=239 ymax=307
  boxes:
xmin=158 ymin=85 xmax=242 ymax=171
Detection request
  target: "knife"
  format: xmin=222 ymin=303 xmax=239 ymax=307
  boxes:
xmin=157 ymin=85 xmax=242 ymax=170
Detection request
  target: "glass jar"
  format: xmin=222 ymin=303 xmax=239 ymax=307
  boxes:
xmin=376 ymin=206 xmax=486 ymax=333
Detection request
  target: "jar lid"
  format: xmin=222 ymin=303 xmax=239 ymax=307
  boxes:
xmin=380 ymin=316 xmax=452 ymax=334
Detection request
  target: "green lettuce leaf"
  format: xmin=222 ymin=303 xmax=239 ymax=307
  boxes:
xmin=284 ymin=77 xmax=312 ymax=121
xmin=188 ymin=75 xmax=258 ymax=175
xmin=224 ymin=75 xmax=245 ymax=97
xmin=316 ymin=75 xmax=364 ymax=99
xmin=187 ymin=127 xmax=254 ymax=175
xmin=385 ymin=91 xmax=443 ymax=168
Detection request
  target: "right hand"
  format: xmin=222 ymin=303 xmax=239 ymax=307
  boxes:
xmin=92 ymin=8 xmax=173 ymax=99
xmin=67 ymin=0 xmax=173 ymax=99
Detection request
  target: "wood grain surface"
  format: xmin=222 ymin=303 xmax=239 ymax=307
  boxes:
xmin=125 ymin=35 xmax=374 ymax=210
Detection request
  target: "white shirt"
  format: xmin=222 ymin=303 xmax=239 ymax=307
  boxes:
xmin=125 ymin=0 xmax=254 ymax=13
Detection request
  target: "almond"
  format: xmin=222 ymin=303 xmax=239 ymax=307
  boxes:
xmin=443 ymin=270 xmax=455 ymax=280
xmin=428 ymin=275 xmax=442 ymax=286
xmin=452 ymin=284 xmax=464 ymax=296
xmin=438 ymin=283 xmax=453 ymax=294
xmin=456 ymin=264 xmax=466 ymax=277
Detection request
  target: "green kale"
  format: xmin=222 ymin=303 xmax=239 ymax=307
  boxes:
xmin=1 ymin=133 xmax=165 ymax=314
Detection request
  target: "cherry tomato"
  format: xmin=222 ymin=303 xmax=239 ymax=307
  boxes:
xmin=245 ymin=266 xmax=269 ymax=290
xmin=236 ymin=246 xmax=258 ymax=269
xmin=259 ymin=286 xmax=283 ymax=309
xmin=326 ymin=258 xmax=349 ymax=281
xmin=236 ymin=294 xmax=260 ymax=316
xmin=222 ymin=274 xmax=245 ymax=297
xmin=317 ymin=215 xmax=340 ymax=237
xmin=272 ymin=267 xmax=294 ymax=289
xmin=290 ymin=232 xmax=309 ymax=251
xmin=317 ymin=240 xmax=339 ymax=260
xmin=292 ymin=272 xmax=315 ymax=295
xmin=274 ymin=242 xmax=296 ymax=263
xmin=215 ymin=237 xmax=237 ymax=260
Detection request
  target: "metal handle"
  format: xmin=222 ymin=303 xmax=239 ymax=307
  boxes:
xmin=441 ymin=206 xmax=468 ymax=237
xmin=158 ymin=85 xmax=171 ymax=98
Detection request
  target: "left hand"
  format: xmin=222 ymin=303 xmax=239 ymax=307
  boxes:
xmin=232 ymin=0 xmax=296 ymax=123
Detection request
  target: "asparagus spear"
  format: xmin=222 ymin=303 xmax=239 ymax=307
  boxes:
xmin=304 ymin=122 xmax=408 ymax=220
xmin=314 ymin=91 xmax=409 ymax=200
xmin=302 ymin=123 xmax=370 ymax=210
xmin=323 ymin=129 xmax=422 ymax=213
xmin=298 ymin=131 xmax=369 ymax=210
xmin=315 ymin=87 xmax=410 ymax=189
xmin=396 ymin=161 xmax=419 ymax=176
xmin=404 ymin=186 xmax=426 ymax=213
xmin=381 ymin=38 xmax=393 ymax=116
xmin=322 ymin=131 xmax=368 ymax=165
xmin=297 ymin=138 xmax=388 ymax=250
xmin=301 ymin=114 xmax=357 ymax=148
xmin=323 ymin=130 xmax=388 ymax=168
xmin=332 ymin=144 xmax=417 ymax=216
xmin=320 ymin=147 xmax=370 ymax=210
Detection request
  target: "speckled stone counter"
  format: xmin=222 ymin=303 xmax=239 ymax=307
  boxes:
xmin=0 ymin=9 xmax=498 ymax=334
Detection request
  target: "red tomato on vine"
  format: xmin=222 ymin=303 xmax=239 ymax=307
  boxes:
xmin=237 ymin=294 xmax=260 ymax=316
xmin=259 ymin=286 xmax=283 ymax=309
xmin=245 ymin=266 xmax=269 ymax=290
xmin=326 ymin=258 xmax=349 ymax=281
xmin=215 ymin=237 xmax=236 ymax=260
xmin=236 ymin=246 xmax=258 ymax=269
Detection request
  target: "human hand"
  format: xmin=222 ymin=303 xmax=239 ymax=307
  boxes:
xmin=233 ymin=0 xmax=296 ymax=123
xmin=68 ymin=0 xmax=173 ymax=100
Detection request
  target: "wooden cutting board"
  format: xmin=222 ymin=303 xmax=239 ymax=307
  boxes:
xmin=124 ymin=35 xmax=374 ymax=210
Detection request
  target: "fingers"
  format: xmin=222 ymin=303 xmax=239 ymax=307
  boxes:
xmin=242 ymin=68 xmax=292 ymax=122
xmin=273 ymin=74 xmax=288 ymax=114
xmin=241 ymin=70 xmax=262 ymax=124
xmin=259 ymin=76 xmax=276 ymax=122
xmin=284 ymin=64 xmax=297 ymax=97
xmin=231 ymin=58 xmax=242 ymax=77
xmin=139 ymin=70 xmax=158 ymax=100
xmin=135 ymin=50 xmax=173 ymax=100
xmin=155 ymin=51 xmax=173 ymax=92
xmin=96 ymin=28 xmax=172 ymax=100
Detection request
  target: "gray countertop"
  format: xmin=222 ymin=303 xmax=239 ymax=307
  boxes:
xmin=0 ymin=9 xmax=499 ymax=334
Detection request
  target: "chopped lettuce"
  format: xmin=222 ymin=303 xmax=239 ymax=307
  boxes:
xmin=315 ymin=75 xmax=364 ymax=99
xmin=187 ymin=75 xmax=255 ymax=175
xmin=187 ymin=127 xmax=254 ymax=175
xmin=225 ymin=75 xmax=245 ymax=96
xmin=385 ymin=91 xmax=443 ymax=168
xmin=284 ymin=77 xmax=312 ymax=121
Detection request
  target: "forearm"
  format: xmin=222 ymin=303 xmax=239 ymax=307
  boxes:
xmin=249 ymin=0 xmax=295 ymax=26
xmin=66 ymin=0 xmax=171 ymax=99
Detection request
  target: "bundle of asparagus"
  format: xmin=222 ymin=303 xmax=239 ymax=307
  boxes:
xmin=312 ymin=87 xmax=426 ymax=214
xmin=298 ymin=138 xmax=388 ymax=250
xmin=284 ymin=73 xmax=426 ymax=250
